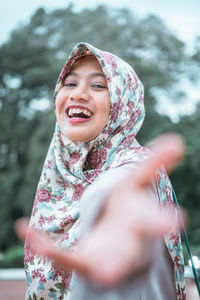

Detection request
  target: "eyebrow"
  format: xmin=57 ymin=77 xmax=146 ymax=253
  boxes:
xmin=66 ymin=71 xmax=105 ymax=78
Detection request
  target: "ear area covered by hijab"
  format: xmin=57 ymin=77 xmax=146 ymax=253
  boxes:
xmin=54 ymin=42 xmax=146 ymax=173
xmin=25 ymin=42 xmax=185 ymax=300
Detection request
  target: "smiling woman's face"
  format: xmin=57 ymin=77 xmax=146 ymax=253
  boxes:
xmin=55 ymin=55 xmax=110 ymax=142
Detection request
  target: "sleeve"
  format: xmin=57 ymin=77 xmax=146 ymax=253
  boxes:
xmin=80 ymin=165 xmax=160 ymax=234
xmin=65 ymin=166 xmax=177 ymax=300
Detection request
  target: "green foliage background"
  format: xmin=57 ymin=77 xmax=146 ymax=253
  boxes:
xmin=0 ymin=4 xmax=200 ymax=266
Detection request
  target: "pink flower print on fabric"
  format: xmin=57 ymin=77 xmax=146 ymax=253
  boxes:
xmin=38 ymin=214 xmax=56 ymax=228
xmin=120 ymin=133 xmax=136 ymax=148
xmin=125 ymin=109 xmax=141 ymax=131
xmin=84 ymin=169 xmax=102 ymax=183
xmin=100 ymin=51 xmax=118 ymax=66
xmin=44 ymin=159 xmax=53 ymax=169
xmin=111 ymin=102 xmax=124 ymax=123
xmin=99 ymin=50 xmax=119 ymax=76
xmin=32 ymin=189 xmax=52 ymax=216
xmin=52 ymin=262 xmax=72 ymax=290
xmin=177 ymin=285 xmax=186 ymax=300
xmin=127 ymin=101 xmax=135 ymax=116
xmin=38 ymin=215 xmax=47 ymax=227
xmin=115 ymin=86 xmax=121 ymax=96
xmin=72 ymin=183 xmax=85 ymax=201
xmin=32 ymin=268 xmax=47 ymax=284
xmin=36 ymin=188 xmax=52 ymax=203
xmin=24 ymin=240 xmax=34 ymax=264
xmin=62 ymin=272 xmax=72 ymax=290
xmin=68 ymin=151 xmax=81 ymax=166
xmin=106 ymin=141 xmax=113 ymax=149
xmin=60 ymin=215 xmax=74 ymax=229
xmin=61 ymin=232 xmax=69 ymax=243
xmin=87 ymin=148 xmax=107 ymax=169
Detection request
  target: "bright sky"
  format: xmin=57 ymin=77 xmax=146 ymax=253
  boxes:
xmin=1 ymin=0 xmax=200 ymax=120
xmin=1 ymin=0 xmax=200 ymax=47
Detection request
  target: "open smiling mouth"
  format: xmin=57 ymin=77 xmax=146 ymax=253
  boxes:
xmin=66 ymin=107 xmax=93 ymax=119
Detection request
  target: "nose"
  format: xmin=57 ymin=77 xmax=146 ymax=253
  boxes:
xmin=69 ymin=85 xmax=90 ymax=102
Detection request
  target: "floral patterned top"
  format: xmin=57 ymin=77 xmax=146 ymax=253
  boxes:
xmin=25 ymin=42 xmax=186 ymax=300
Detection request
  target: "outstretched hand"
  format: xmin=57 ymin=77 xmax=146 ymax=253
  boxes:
xmin=15 ymin=133 xmax=185 ymax=287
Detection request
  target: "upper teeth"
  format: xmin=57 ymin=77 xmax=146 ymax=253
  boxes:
xmin=68 ymin=108 xmax=92 ymax=117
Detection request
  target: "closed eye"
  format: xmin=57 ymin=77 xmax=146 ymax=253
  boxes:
xmin=64 ymin=82 xmax=77 ymax=87
xmin=91 ymin=84 xmax=107 ymax=89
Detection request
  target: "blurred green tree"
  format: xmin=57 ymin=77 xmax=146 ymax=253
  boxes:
xmin=170 ymin=105 xmax=200 ymax=252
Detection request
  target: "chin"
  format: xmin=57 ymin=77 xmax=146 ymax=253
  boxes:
xmin=64 ymin=131 xmax=95 ymax=143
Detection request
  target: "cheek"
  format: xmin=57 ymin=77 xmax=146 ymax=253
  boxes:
xmin=96 ymin=98 xmax=110 ymax=131
xmin=55 ymin=92 xmax=65 ymax=117
xmin=54 ymin=98 xmax=60 ymax=120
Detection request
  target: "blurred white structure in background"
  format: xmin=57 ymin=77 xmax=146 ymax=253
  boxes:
xmin=189 ymin=256 xmax=200 ymax=270
xmin=0 ymin=269 xmax=25 ymax=280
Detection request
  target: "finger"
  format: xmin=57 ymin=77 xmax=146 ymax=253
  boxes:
xmin=147 ymin=133 xmax=185 ymax=171
xmin=26 ymin=227 xmax=90 ymax=276
xmin=15 ymin=217 xmax=30 ymax=241
xmin=44 ymin=245 xmax=90 ymax=275
xmin=134 ymin=133 xmax=185 ymax=188
xmin=15 ymin=218 xmax=91 ymax=276
xmin=129 ymin=199 xmax=187 ymax=238
xmin=134 ymin=206 xmax=178 ymax=237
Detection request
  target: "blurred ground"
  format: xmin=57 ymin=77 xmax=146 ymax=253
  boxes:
xmin=0 ymin=268 xmax=26 ymax=299
xmin=185 ymin=278 xmax=199 ymax=300
xmin=0 ymin=273 xmax=199 ymax=299
xmin=0 ymin=280 xmax=26 ymax=299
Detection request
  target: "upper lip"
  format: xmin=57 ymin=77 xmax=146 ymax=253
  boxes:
xmin=65 ymin=105 xmax=93 ymax=116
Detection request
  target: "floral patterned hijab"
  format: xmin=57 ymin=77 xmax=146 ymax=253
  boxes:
xmin=25 ymin=43 xmax=185 ymax=300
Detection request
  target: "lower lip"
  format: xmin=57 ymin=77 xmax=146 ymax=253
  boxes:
xmin=66 ymin=115 xmax=92 ymax=123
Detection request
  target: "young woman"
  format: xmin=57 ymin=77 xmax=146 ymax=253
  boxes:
xmin=19 ymin=42 xmax=186 ymax=299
